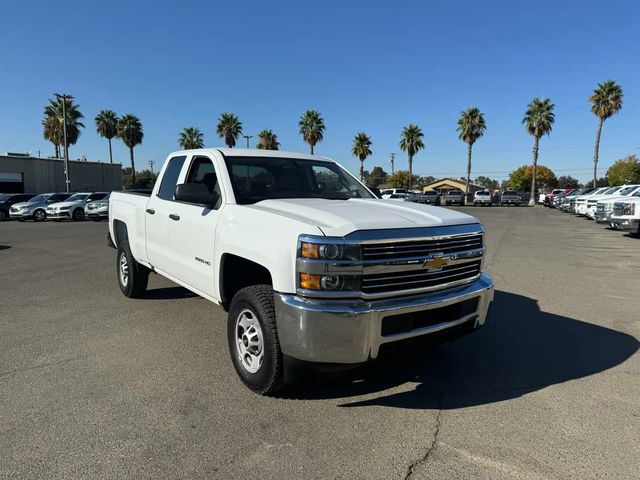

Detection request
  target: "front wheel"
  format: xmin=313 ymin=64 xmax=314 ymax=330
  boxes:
xmin=227 ymin=285 xmax=284 ymax=395
xmin=117 ymin=243 xmax=149 ymax=298
xmin=0 ymin=211 xmax=6 ymax=221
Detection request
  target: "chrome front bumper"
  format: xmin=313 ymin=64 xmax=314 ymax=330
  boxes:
xmin=610 ymin=217 xmax=639 ymax=231
xmin=274 ymin=273 xmax=494 ymax=364
xmin=595 ymin=211 xmax=612 ymax=223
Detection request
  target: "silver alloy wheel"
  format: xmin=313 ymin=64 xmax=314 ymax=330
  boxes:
xmin=34 ymin=210 xmax=45 ymax=221
xmin=235 ymin=308 xmax=264 ymax=374
xmin=119 ymin=252 xmax=129 ymax=287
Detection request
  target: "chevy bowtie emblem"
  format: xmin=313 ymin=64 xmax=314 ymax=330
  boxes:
xmin=423 ymin=255 xmax=448 ymax=271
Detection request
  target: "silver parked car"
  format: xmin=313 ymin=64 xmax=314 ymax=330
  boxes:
xmin=9 ymin=192 xmax=71 ymax=222
xmin=84 ymin=193 xmax=110 ymax=221
xmin=46 ymin=192 xmax=109 ymax=221
xmin=444 ymin=189 xmax=465 ymax=205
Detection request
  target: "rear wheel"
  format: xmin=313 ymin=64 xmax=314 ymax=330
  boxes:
xmin=33 ymin=209 xmax=46 ymax=222
xmin=0 ymin=211 xmax=6 ymax=221
xmin=72 ymin=208 xmax=85 ymax=221
xmin=227 ymin=285 xmax=284 ymax=395
xmin=117 ymin=243 xmax=149 ymax=298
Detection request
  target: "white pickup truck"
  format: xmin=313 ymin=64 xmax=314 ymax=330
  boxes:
xmin=108 ymin=149 xmax=494 ymax=394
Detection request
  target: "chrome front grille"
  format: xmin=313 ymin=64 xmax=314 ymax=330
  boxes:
xmin=361 ymin=234 xmax=483 ymax=261
xmin=596 ymin=203 xmax=605 ymax=212
xmin=361 ymin=260 xmax=482 ymax=295
xmin=613 ymin=203 xmax=624 ymax=216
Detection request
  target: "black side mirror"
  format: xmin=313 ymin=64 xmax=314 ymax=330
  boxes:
xmin=175 ymin=183 xmax=218 ymax=208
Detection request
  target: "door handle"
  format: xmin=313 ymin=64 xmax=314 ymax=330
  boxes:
xmin=169 ymin=214 xmax=180 ymax=221
xmin=146 ymin=208 xmax=155 ymax=215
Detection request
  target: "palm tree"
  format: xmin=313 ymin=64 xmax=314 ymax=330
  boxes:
xmin=42 ymin=96 xmax=84 ymax=157
xmin=351 ymin=132 xmax=372 ymax=182
xmin=457 ymin=108 xmax=487 ymax=201
xmin=589 ymin=80 xmax=623 ymax=187
xmin=179 ymin=127 xmax=204 ymax=149
xmin=298 ymin=110 xmax=325 ymax=154
xmin=95 ymin=110 xmax=118 ymax=163
xmin=117 ymin=114 xmax=144 ymax=185
xmin=216 ymin=113 xmax=242 ymax=148
xmin=523 ymin=98 xmax=555 ymax=206
xmin=256 ymin=129 xmax=280 ymax=150
xmin=399 ymin=124 xmax=425 ymax=189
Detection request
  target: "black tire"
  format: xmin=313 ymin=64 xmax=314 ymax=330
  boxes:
xmin=72 ymin=208 xmax=85 ymax=221
xmin=227 ymin=285 xmax=284 ymax=395
xmin=33 ymin=209 xmax=46 ymax=222
xmin=116 ymin=243 xmax=149 ymax=298
xmin=0 ymin=211 xmax=6 ymax=221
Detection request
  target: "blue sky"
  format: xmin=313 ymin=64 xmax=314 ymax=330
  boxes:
xmin=1 ymin=0 xmax=638 ymax=182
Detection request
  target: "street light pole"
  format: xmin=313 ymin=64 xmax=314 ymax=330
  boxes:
xmin=243 ymin=135 xmax=253 ymax=148
xmin=55 ymin=93 xmax=73 ymax=193
xmin=389 ymin=153 xmax=395 ymax=175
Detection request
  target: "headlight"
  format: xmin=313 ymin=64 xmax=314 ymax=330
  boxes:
xmin=298 ymin=273 xmax=360 ymax=291
xmin=59 ymin=206 xmax=70 ymax=211
xmin=298 ymin=237 xmax=360 ymax=261
xmin=623 ymin=203 xmax=636 ymax=215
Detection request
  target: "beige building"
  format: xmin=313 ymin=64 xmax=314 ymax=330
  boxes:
xmin=422 ymin=178 xmax=483 ymax=194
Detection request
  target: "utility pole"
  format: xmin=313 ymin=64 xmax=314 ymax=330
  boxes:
xmin=54 ymin=93 xmax=72 ymax=193
xmin=243 ymin=135 xmax=253 ymax=148
xmin=148 ymin=160 xmax=155 ymax=176
xmin=389 ymin=153 xmax=395 ymax=175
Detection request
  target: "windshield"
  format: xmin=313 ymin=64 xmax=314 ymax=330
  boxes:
xmin=619 ymin=186 xmax=639 ymax=196
xmin=27 ymin=194 xmax=49 ymax=203
xmin=66 ymin=194 xmax=89 ymax=202
xmin=224 ymin=157 xmax=374 ymax=204
xmin=0 ymin=194 xmax=11 ymax=202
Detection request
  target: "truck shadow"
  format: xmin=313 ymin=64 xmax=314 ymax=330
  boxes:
xmin=0 ymin=245 xmax=11 ymax=251
xmin=282 ymin=290 xmax=639 ymax=409
xmin=144 ymin=286 xmax=198 ymax=300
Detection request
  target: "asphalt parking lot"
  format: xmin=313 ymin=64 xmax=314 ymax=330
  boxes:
xmin=1 ymin=207 xmax=639 ymax=480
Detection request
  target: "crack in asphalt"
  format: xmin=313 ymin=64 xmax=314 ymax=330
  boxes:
xmin=0 ymin=354 xmax=86 ymax=379
xmin=405 ymin=409 xmax=443 ymax=479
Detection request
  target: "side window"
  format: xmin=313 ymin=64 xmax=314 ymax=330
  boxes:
xmin=184 ymin=156 xmax=222 ymax=209
xmin=157 ymin=156 xmax=187 ymax=200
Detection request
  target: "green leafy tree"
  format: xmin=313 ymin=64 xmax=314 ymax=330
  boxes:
xmin=117 ymin=114 xmax=144 ymax=185
xmin=351 ymin=132 xmax=373 ymax=181
xmin=42 ymin=96 xmax=84 ymax=158
xmin=606 ymin=155 xmax=640 ymax=185
xmin=216 ymin=113 xmax=243 ymax=148
xmin=179 ymin=127 xmax=204 ymax=149
xmin=95 ymin=110 xmax=118 ymax=163
xmin=364 ymin=166 xmax=388 ymax=188
xmin=256 ymin=129 xmax=280 ymax=150
xmin=523 ymin=98 xmax=555 ymax=205
xmin=399 ymin=124 xmax=425 ymax=190
xmin=589 ymin=80 xmax=623 ymax=187
xmin=457 ymin=107 xmax=486 ymax=199
xmin=508 ymin=165 xmax=557 ymax=192
xmin=388 ymin=170 xmax=419 ymax=189
xmin=415 ymin=175 xmax=436 ymax=188
xmin=298 ymin=110 xmax=325 ymax=154
xmin=475 ymin=176 xmax=499 ymax=191
xmin=557 ymin=175 xmax=580 ymax=189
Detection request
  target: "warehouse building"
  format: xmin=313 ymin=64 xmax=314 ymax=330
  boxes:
xmin=0 ymin=154 xmax=122 ymax=193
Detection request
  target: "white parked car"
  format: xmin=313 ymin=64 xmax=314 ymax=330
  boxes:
xmin=46 ymin=192 xmax=109 ymax=221
xmin=108 ymin=149 xmax=494 ymax=395
xmin=610 ymin=194 xmax=640 ymax=234
xmin=379 ymin=188 xmax=407 ymax=199
xmin=595 ymin=185 xmax=640 ymax=224
xmin=473 ymin=190 xmax=492 ymax=206
xmin=85 ymin=193 xmax=111 ymax=221
xmin=582 ymin=186 xmax=632 ymax=219
xmin=386 ymin=193 xmax=410 ymax=201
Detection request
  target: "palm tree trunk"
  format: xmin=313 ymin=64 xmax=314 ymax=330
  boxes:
xmin=360 ymin=160 xmax=364 ymax=183
xmin=54 ymin=143 xmax=59 ymax=159
xmin=465 ymin=143 xmax=473 ymax=204
xmin=408 ymin=154 xmax=413 ymax=190
xmin=108 ymin=138 xmax=113 ymax=164
xmin=130 ymin=147 xmax=136 ymax=185
xmin=529 ymin=136 xmax=540 ymax=206
xmin=310 ymin=143 xmax=314 ymax=155
xmin=593 ymin=117 xmax=603 ymax=188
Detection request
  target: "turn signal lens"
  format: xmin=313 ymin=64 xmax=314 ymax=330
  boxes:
xmin=300 ymin=242 xmax=320 ymax=259
xmin=299 ymin=273 xmax=321 ymax=289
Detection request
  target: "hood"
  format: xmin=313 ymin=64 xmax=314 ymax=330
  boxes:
xmin=246 ymin=198 xmax=479 ymax=237
xmin=12 ymin=201 xmax=41 ymax=209
xmin=48 ymin=200 xmax=83 ymax=209
xmin=599 ymin=195 xmax=638 ymax=204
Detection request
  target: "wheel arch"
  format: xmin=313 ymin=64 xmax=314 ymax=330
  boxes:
xmin=219 ymin=253 xmax=273 ymax=311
